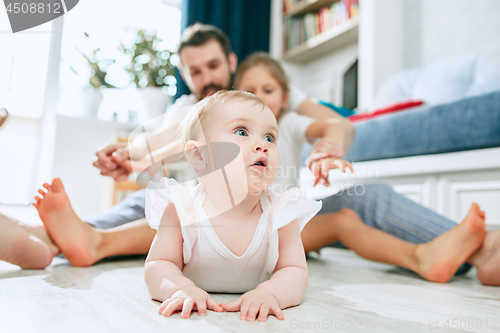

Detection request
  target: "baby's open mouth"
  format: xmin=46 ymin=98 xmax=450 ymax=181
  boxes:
xmin=251 ymin=157 xmax=268 ymax=172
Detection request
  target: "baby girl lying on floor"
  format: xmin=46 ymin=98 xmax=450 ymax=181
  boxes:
xmin=144 ymin=90 xmax=322 ymax=321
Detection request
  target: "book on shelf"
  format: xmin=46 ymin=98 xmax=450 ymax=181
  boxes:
xmin=283 ymin=0 xmax=359 ymax=53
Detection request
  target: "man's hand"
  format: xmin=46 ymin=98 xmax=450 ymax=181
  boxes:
xmin=93 ymin=143 xmax=132 ymax=181
xmin=305 ymin=138 xmax=344 ymax=169
xmin=311 ymin=157 xmax=353 ymax=187
xmin=220 ymin=288 xmax=284 ymax=322
xmin=158 ymin=285 xmax=223 ymax=318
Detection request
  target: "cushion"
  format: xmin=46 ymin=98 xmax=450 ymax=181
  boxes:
xmin=371 ymin=43 xmax=500 ymax=110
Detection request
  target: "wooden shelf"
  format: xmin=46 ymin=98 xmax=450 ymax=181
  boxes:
xmin=285 ymin=0 xmax=339 ymax=17
xmin=282 ymin=17 xmax=358 ymax=63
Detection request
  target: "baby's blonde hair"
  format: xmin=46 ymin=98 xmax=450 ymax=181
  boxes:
xmin=179 ymin=90 xmax=267 ymax=150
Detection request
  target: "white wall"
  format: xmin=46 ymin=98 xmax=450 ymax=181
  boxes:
xmin=52 ymin=116 xmax=137 ymax=217
xmin=358 ymin=0 xmax=404 ymax=109
xmin=413 ymin=0 xmax=500 ymax=65
xmin=0 ymin=116 xmax=40 ymax=204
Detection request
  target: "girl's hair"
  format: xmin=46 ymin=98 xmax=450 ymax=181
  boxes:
xmin=234 ymin=52 xmax=290 ymax=104
xmin=178 ymin=90 xmax=266 ymax=150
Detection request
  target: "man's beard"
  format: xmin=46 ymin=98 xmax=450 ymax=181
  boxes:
xmin=199 ymin=75 xmax=234 ymax=99
xmin=200 ymin=83 xmax=226 ymax=99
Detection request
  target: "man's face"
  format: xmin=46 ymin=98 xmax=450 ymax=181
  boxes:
xmin=180 ymin=39 xmax=236 ymax=100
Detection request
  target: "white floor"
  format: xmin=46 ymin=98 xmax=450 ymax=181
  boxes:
xmin=1 ymin=248 xmax=499 ymax=333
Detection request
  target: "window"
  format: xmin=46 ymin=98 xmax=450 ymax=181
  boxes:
xmin=57 ymin=0 xmax=182 ymax=121
xmin=0 ymin=10 xmax=52 ymax=118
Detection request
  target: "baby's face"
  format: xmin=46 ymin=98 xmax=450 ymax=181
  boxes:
xmin=204 ymin=99 xmax=280 ymax=193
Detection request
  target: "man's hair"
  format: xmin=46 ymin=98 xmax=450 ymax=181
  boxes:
xmin=179 ymin=90 xmax=266 ymax=150
xmin=177 ymin=23 xmax=232 ymax=58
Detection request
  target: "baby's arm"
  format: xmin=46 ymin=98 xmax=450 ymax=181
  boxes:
xmin=144 ymin=203 xmax=222 ymax=317
xmin=220 ymin=219 xmax=308 ymax=321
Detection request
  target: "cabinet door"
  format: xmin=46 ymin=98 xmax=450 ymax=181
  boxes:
xmin=437 ymin=171 xmax=500 ymax=226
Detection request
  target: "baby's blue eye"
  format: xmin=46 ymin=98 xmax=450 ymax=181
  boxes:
xmin=235 ymin=128 xmax=248 ymax=136
xmin=264 ymin=135 xmax=274 ymax=143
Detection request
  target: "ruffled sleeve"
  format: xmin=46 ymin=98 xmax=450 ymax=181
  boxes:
xmin=265 ymin=187 xmax=322 ymax=273
xmin=145 ymin=177 xmax=199 ymax=263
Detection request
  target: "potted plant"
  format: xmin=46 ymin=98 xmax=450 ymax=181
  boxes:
xmin=79 ymin=32 xmax=116 ymax=117
xmin=119 ymin=29 xmax=176 ymax=121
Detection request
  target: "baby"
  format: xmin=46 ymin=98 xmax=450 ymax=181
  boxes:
xmin=144 ymin=90 xmax=321 ymax=321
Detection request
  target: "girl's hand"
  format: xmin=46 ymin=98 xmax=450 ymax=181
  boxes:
xmin=311 ymin=158 xmax=353 ymax=187
xmin=220 ymin=289 xmax=285 ymax=322
xmin=158 ymin=285 xmax=223 ymax=318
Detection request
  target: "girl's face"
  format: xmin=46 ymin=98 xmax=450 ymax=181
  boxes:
xmin=237 ymin=65 xmax=288 ymax=119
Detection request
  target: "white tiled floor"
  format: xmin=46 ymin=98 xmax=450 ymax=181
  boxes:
xmin=1 ymin=248 xmax=499 ymax=333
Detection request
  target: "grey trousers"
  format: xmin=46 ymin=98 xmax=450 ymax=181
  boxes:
xmin=84 ymin=183 xmax=471 ymax=275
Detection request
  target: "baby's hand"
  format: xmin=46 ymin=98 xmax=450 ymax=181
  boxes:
xmin=158 ymin=285 xmax=223 ymax=318
xmin=310 ymin=157 xmax=353 ymax=187
xmin=220 ymin=289 xmax=284 ymax=322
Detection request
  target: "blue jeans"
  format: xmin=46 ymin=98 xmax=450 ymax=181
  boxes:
xmin=84 ymin=184 xmax=471 ymax=275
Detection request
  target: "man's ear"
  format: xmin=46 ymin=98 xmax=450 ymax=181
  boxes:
xmin=228 ymin=52 xmax=238 ymax=74
xmin=185 ymin=140 xmax=207 ymax=171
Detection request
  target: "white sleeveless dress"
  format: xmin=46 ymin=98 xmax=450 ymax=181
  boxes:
xmin=145 ymin=178 xmax=321 ymax=293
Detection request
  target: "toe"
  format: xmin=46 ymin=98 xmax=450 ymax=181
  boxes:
xmin=42 ymin=183 xmax=51 ymax=191
xmin=51 ymin=178 xmax=64 ymax=192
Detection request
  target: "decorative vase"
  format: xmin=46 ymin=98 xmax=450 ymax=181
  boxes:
xmin=79 ymin=89 xmax=103 ymax=117
xmin=138 ymin=87 xmax=171 ymax=122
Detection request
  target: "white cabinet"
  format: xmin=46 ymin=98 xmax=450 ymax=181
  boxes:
xmin=301 ymin=147 xmax=500 ymax=226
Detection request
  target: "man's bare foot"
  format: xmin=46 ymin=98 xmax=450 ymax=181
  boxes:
xmin=33 ymin=178 xmax=102 ymax=267
xmin=468 ymin=230 xmax=500 ymax=286
xmin=0 ymin=213 xmax=58 ymax=269
xmin=415 ymin=203 xmax=486 ymax=283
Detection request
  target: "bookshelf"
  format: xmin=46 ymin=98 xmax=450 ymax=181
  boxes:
xmin=282 ymin=0 xmax=359 ymax=63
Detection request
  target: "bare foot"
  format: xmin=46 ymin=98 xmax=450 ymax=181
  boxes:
xmin=33 ymin=178 xmax=102 ymax=267
xmin=0 ymin=213 xmax=57 ymax=269
xmin=415 ymin=203 xmax=486 ymax=283
xmin=468 ymin=230 xmax=500 ymax=286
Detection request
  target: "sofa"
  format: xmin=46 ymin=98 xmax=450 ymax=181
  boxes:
xmin=344 ymin=43 xmax=500 ymax=162
xmin=301 ymin=43 xmax=500 ymax=227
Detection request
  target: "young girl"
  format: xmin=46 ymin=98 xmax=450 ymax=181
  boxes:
xmin=144 ymin=90 xmax=322 ymax=321
xmin=234 ymin=52 xmax=487 ymax=284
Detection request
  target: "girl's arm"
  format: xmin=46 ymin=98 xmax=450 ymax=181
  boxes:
xmin=304 ymin=115 xmax=355 ymax=155
xmin=144 ymin=203 xmax=223 ymax=317
xmin=220 ymin=219 xmax=308 ymax=321
xmin=305 ymin=120 xmax=354 ymax=186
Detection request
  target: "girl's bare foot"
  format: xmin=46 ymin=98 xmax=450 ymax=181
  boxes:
xmin=0 ymin=214 xmax=57 ymax=269
xmin=33 ymin=178 xmax=102 ymax=267
xmin=415 ymin=203 xmax=486 ymax=283
xmin=468 ymin=230 xmax=500 ymax=286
